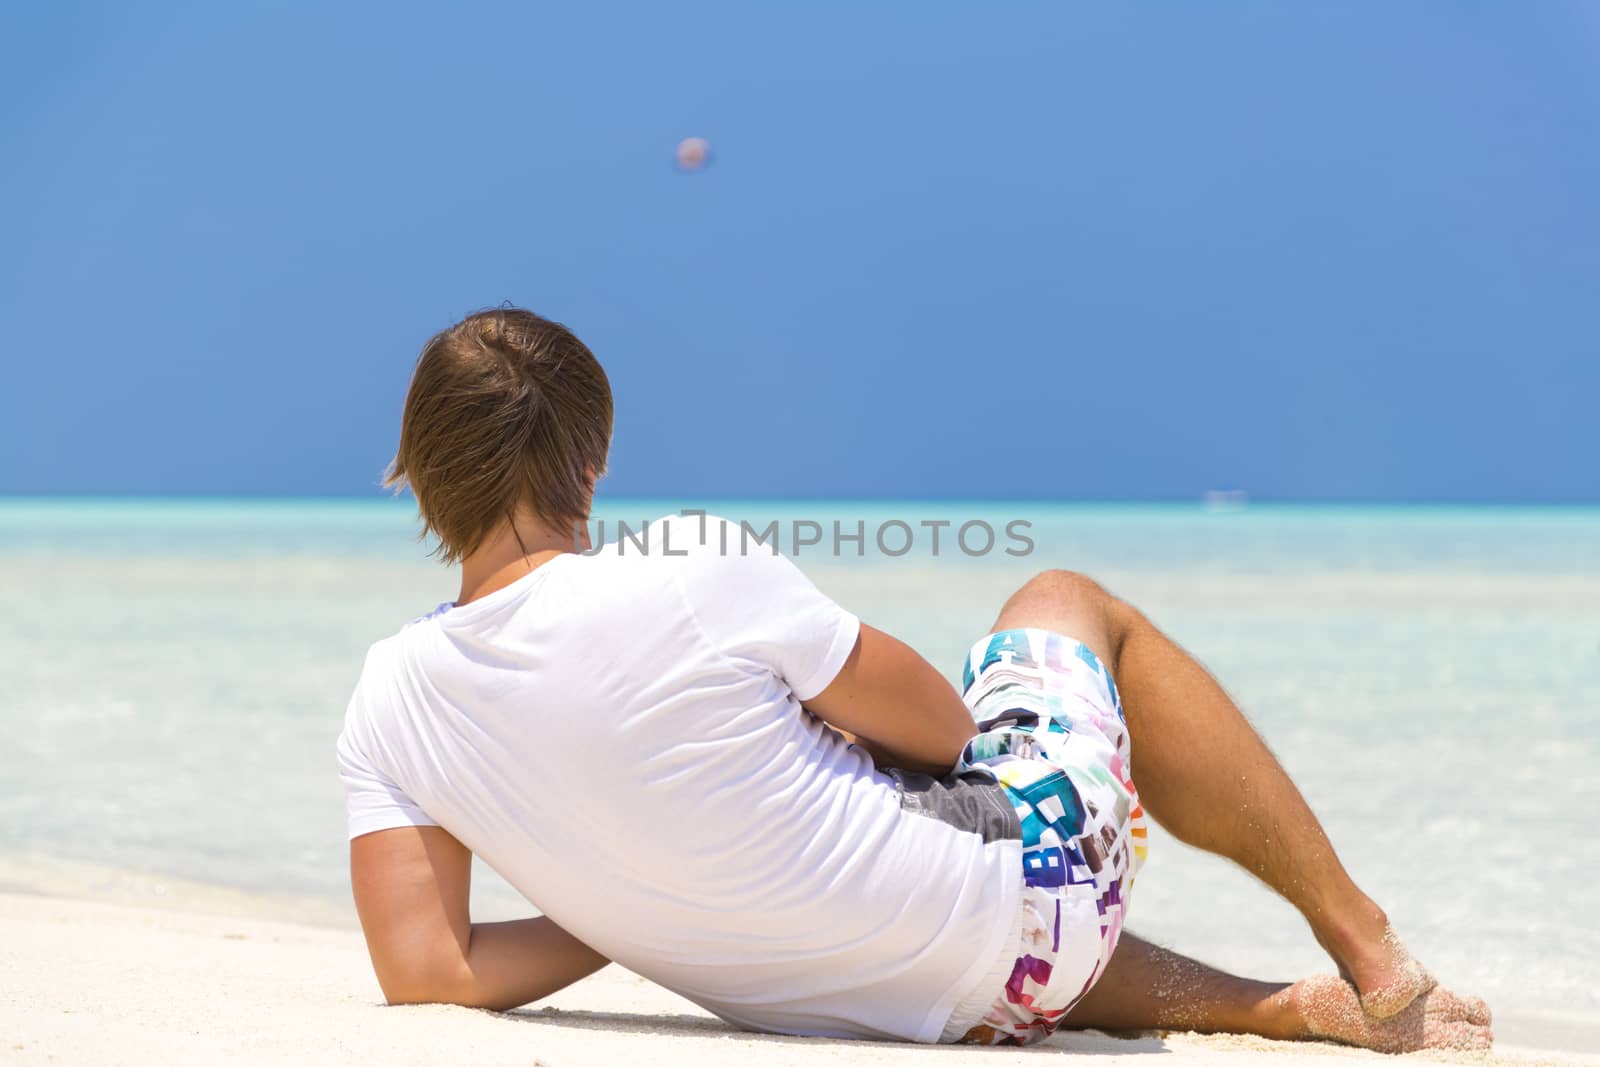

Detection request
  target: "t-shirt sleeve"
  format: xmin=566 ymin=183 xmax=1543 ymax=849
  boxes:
xmin=336 ymin=691 xmax=438 ymax=840
xmin=672 ymin=515 xmax=861 ymax=701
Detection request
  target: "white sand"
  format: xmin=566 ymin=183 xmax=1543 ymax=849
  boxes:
xmin=2 ymin=891 xmax=1594 ymax=1067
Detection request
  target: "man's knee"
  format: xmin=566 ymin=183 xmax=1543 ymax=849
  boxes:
xmin=991 ymin=569 xmax=1123 ymax=666
xmin=1021 ymin=568 xmax=1111 ymax=608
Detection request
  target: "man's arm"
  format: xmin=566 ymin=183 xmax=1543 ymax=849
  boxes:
xmin=803 ymin=622 xmax=977 ymax=777
xmin=350 ymin=825 xmax=608 ymax=1010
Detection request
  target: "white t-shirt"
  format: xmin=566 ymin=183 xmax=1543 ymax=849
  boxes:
xmin=337 ymin=514 xmax=1021 ymax=1042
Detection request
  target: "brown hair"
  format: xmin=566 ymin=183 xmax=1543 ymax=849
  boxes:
xmin=385 ymin=307 xmax=612 ymax=564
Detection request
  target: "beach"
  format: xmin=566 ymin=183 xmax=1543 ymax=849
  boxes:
xmin=11 ymin=1 xmax=1596 ymax=1057
xmin=3 ymin=500 xmax=1597 ymax=1062
xmin=4 ymin=882 xmax=1596 ymax=1067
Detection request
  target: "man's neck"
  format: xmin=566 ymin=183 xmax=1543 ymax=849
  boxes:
xmin=457 ymin=511 xmax=589 ymax=607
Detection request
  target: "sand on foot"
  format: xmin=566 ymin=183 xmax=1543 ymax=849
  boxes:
xmin=1288 ymin=973 xmax=1493 ymax=1053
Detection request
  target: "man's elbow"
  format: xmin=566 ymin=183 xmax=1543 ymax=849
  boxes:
xmin=377 ymin=975 xmax=452 ymax=1008
xmin=374 ymin=959 xmax=479 ymax=1009
xmin=377 ymin=983 xmax=434 ymax=1007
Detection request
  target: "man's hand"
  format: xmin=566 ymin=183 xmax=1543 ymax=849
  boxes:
xmin=350 ymin=825 xmax=608 ymax=1011
xmin=803 ymin=622 xmax=977 ymax=777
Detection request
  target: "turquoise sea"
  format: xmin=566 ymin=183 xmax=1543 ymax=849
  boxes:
xmin=2 ymin=498 xmax=1596 ymax=1048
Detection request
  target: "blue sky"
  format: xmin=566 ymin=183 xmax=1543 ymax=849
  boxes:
xmin=2 ymin=3 xmax=1596 ymax=502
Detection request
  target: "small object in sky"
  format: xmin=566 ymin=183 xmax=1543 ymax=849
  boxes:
xmin=675 ymin=136 xmax=711 ymax=172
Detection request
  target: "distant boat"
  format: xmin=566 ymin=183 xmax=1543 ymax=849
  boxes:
xmin=1203 ymin=489 xmax=1250 ymax=512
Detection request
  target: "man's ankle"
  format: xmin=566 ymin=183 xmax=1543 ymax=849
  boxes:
xmin=1313 ymin=896 xmax=1391 ymax=965
xmin=1260 ymin=983 xmax=1311 ymax=1042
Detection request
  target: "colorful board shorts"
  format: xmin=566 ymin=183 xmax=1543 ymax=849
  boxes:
xmin=946 ymin=628 xmax=1149 ymax=1046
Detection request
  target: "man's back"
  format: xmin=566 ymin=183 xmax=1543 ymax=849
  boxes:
xmin=338 ymin=515 xmax=1021 ymax=1041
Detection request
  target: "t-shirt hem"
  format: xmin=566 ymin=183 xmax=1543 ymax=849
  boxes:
xmin=917 ymin=840 xmax=1024 ymax=1043
xmin=789 ymin=611 xmax=861 ymax=702
xmin=347 ymin=811 xmax=438 ymax=840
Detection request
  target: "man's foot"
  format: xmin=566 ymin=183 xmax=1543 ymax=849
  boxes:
xmin=1317 ymin=905 xmax=1436 ymax=1019
xmin=1283 ymin=974 xmax=1492 ymax=1053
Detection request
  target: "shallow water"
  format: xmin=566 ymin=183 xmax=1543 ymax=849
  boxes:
xmin=2 ymin=498 xmax=1596 ymax=1046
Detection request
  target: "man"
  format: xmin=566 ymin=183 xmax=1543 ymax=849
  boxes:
xmin=338 ymin=308 xmax=1490 ymax=1050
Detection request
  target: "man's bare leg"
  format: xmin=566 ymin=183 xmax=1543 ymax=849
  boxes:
xmin=1063 ymin=935 xmax=1492 ymax=1052
xmin=990 ymin=571 xmax=1438 ymax=1020
xmin=1064 ymin=934 xmax=1301 ymax=1040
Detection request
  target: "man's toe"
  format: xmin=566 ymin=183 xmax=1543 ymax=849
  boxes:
xmin=1422 ymin=1019 xmax=1493 ymax=1052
